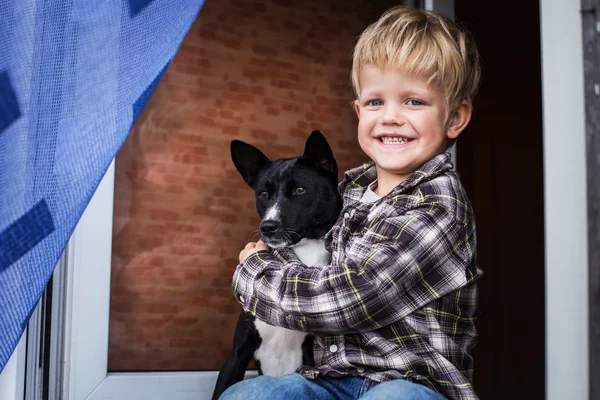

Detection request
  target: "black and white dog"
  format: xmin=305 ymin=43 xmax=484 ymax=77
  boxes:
xmin=212 ymin=130 xmax=342 ymax=400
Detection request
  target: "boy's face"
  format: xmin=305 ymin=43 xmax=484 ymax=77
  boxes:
xmin=354 ymin=65 xmax=470 ymax=193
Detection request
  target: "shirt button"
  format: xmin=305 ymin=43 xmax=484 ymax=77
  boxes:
xmin=357 ymin=367 xmax=365 ymax=373
xmin=329 ymin=344 xmax=338 ymax=353
xmin=344 ymin=212 xmax=351 ymax=219
xmin=239 ymin=295 xmax=245 ymax=304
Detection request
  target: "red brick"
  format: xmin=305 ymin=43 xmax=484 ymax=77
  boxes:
xmin=252 ymin=44 xmax=278 ymax=57
xmin=251 ymin=128 xmax=277 ymax=141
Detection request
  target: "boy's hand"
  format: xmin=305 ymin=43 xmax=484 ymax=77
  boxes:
xmin=239 ymin=240 xmax=268 ymax=263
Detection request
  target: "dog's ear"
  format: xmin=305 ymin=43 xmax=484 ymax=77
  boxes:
xmin=230 ymin=140 xmax=270 ymax=188
xmin=302 ymin=130 xmax=338 ymax=177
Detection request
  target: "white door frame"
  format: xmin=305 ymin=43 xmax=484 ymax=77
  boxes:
xmin=0 ymin=334 xmax=26 ymax=400
xmin=540 ymin=0 xmax=590 ymax=399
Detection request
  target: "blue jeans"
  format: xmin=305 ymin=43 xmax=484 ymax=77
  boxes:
xmin=219 ymin=373 xmax=446 ymax=400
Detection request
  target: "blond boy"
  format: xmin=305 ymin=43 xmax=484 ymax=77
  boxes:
xmin=223 ymin=6 xmax=482 ymax=400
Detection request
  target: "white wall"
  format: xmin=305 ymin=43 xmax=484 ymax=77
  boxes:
xmin=0 ymin=333 xmax=26 ymax=400
xmin=540 ymin=0 xmax=590 ymax=399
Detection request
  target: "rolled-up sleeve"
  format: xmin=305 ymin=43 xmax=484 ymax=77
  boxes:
xmin=232 ymin=202 xmax=476 ymax=334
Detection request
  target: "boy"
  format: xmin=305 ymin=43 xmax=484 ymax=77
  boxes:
xmin=223 ymin=6 xmax=482 ymax=400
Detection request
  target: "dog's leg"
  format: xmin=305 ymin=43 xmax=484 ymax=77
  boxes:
xmin=212 ymin=311 xmax=262 ymax=400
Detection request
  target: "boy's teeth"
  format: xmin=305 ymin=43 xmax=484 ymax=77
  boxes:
xmin=380 ymin=136 xmax=409 ymax=144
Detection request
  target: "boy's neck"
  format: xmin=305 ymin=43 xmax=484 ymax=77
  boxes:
xmin=373 ymin=166 xmax=410 ymax=197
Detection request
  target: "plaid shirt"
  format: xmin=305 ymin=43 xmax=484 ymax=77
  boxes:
xmin=233 ymin=153 xmax=482 ymax=400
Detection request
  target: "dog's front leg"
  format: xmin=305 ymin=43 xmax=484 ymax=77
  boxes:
xmin=212 ymin=311 xmax=261 ymax=400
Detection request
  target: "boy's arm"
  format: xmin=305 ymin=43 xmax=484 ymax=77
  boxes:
xmin=233 ymin=202 xmax=478 ymax=334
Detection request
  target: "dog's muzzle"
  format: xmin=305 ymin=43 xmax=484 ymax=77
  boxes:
xmin=260 ymin=220 xmax=279 ymax=237
xmin=259 ymin=220 xmax=291 ymax=248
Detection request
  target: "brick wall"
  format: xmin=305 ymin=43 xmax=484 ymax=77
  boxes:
xmin=108 ymin=0 xmax=400 ymax=371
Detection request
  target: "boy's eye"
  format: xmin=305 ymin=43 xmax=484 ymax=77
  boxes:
xmin=367 ymin=99 xmax=383 ymax=107
xmin=293 ymin=187 xmax=305 ymax=196
xmin=407 ymin=99 xmax=423 ymax=106
xmin=258 ymin=191 xmax=268 ymax=199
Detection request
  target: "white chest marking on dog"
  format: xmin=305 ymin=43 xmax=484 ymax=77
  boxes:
xmin=253 ymin=238 xmax=330 ymax=376
xmin=291 ymin=238 xmax=330 ymax=266
xmin=254 ymin=321 xmax=308 ymax=376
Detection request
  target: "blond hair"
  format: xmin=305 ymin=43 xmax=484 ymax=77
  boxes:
xmin=351 ymin=6 xmax=481 ymax=115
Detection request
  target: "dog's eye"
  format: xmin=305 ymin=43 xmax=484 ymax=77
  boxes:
xmin=293 ymin=187 xmax=305 ymax=195
xmin=258 ymin=191 xmax=268 ymax=199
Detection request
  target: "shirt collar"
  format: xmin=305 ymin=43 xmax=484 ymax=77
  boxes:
xmin=341 ymin=152 xmax=454 ymax=203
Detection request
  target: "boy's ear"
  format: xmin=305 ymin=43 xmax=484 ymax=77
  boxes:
xmin=446 ymin=101 xmax=472 ymax=139
xmin=354 ymin=100 xmax=360 ymax=119
xmin=230 ymin=140 xmax=270 ymax=188
xmin=302 ymin=130 xmax=338 ymax=177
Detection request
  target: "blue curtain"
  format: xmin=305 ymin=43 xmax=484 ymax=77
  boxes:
xmin=0 ymin=0 xmax=204 ymax=372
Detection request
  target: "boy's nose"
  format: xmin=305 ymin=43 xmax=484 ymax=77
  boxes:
xmin=381 ymin=105 xmax=404 ymax=124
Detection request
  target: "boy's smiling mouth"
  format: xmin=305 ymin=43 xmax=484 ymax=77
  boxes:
xmin=376 ymin=135 xmax=415 ymax=145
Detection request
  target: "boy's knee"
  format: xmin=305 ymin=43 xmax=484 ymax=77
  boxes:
xmin=218 ymin=374 xmax=304 ymax=400
xmin=362 ymin=379 xmax=446 ymax=400
xmin=219 ymin=377 xmax=271 ymax=400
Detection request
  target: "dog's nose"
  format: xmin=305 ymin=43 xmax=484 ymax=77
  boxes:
xmin=260 ymin=220 xmax=279 ymax=237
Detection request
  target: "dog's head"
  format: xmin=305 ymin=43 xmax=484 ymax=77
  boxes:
xmin=231 ymin=130 xmax=342 ymax=248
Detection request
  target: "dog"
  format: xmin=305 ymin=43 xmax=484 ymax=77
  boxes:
xmin=212 ymin=130 xmax=342 ymax=400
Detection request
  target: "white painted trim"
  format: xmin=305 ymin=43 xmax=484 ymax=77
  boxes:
xmin=25 ymin=302 xmax=43 ymax=400
xmin=540 ymin=1 xmax=589 ymax=399
xmin=0 ymin=332 xmax=26 ymax=400
xmin=64 ymin=160 xmax=115 ymax=400
xmin=86 ymin=371 xmax=257 ymax=399
xmin=48 ymin=248 xmax=69 ymax=400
